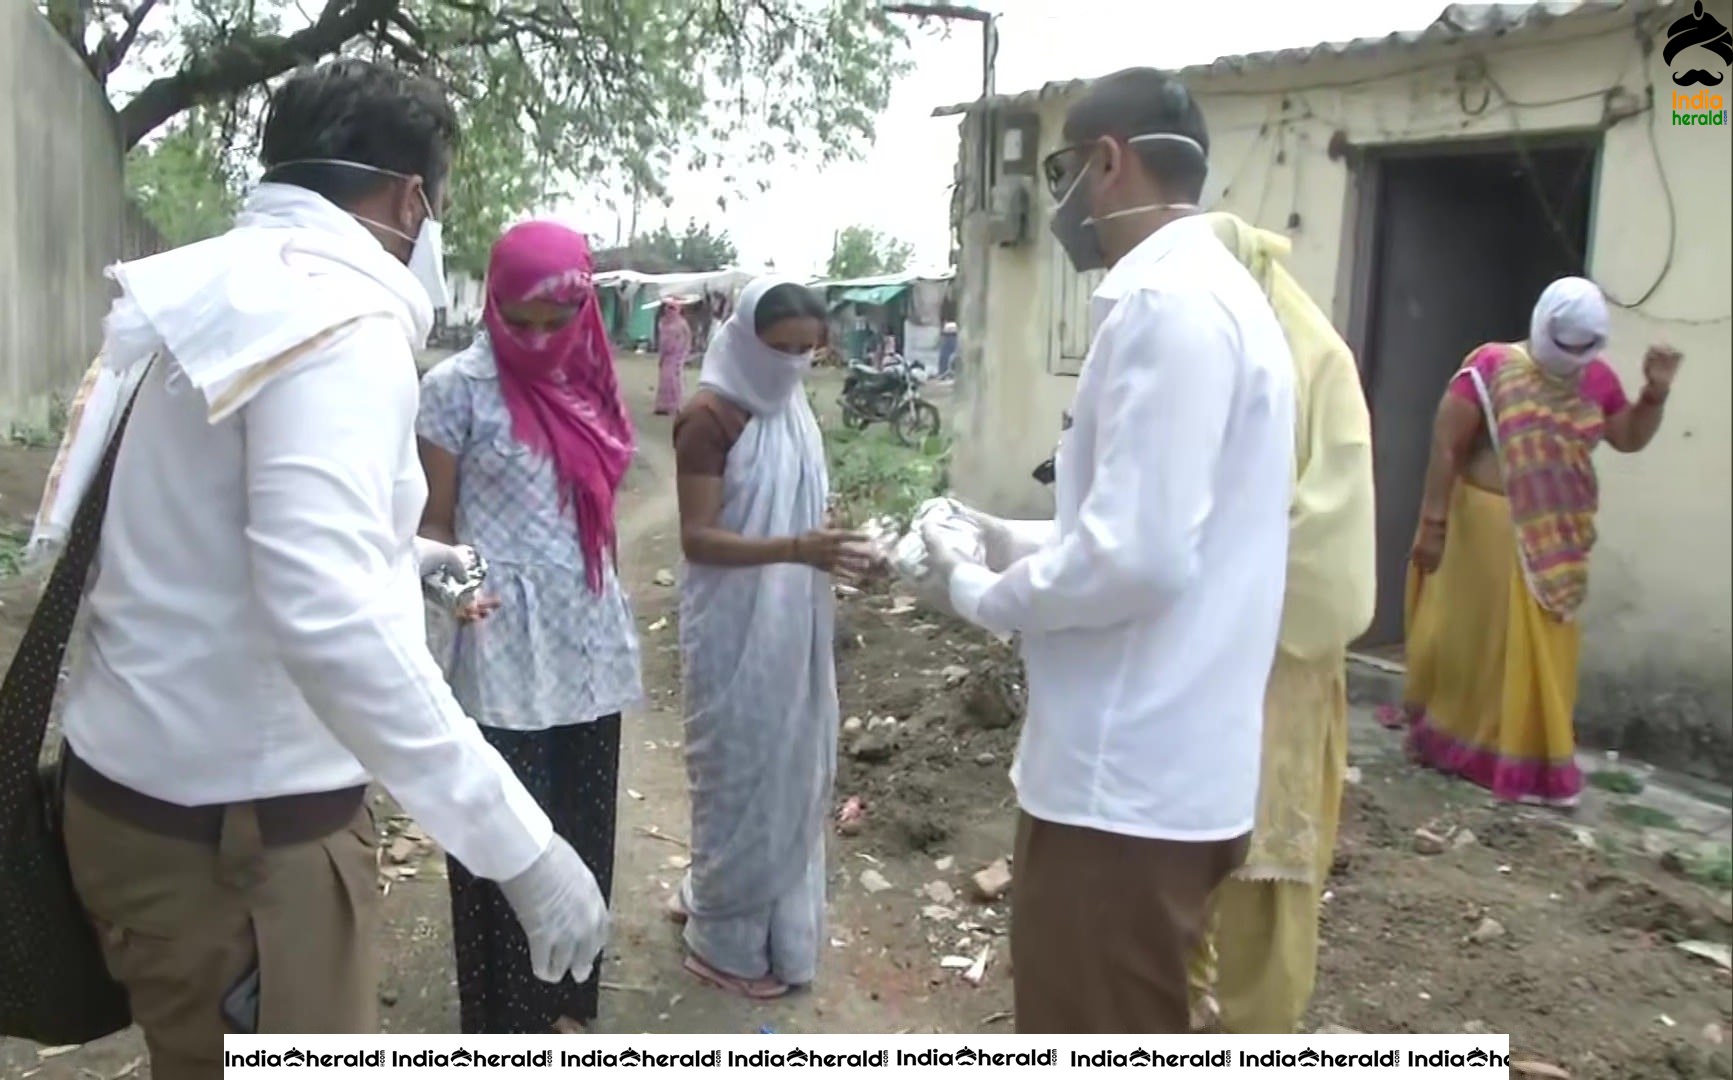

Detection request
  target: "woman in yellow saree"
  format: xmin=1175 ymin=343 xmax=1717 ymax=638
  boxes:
xmin=1386 ymin=278 xmax=1682 ymax=808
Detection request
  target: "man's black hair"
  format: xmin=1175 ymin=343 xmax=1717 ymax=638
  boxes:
xmin=1063 ymin=68 xmax=1209 ymax=202
xmin=259 ymin=59 xmax=460 ymax=208
xmin=754 ymin=283 xmax=828 ymax=334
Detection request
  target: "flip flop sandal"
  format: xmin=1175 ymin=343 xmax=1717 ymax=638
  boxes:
xmin=682 ymin=954 xmax=789 ymax=1001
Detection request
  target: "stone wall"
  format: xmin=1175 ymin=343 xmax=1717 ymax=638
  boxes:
xmin=0 ymin=1 xmax=159 ymax=430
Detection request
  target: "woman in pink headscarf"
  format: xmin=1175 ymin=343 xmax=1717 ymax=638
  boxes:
xmin=417 ymin=221 xmax=642 ymax=1033
xmin=655 ymin=298 xmax=692 ymax=415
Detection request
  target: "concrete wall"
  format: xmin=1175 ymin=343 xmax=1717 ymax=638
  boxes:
xmin=0 ymin=1 xmax=148 ymax=430
xmin=951 ymin=3 xmax=1733 ymax=775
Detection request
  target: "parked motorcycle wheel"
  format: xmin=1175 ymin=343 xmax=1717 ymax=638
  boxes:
xmin=891 ymin=400 xmax=942 ymax=447
xmin=840 ymin=399 xmax=872 ymax=431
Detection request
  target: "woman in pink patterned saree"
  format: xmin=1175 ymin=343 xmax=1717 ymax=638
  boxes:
xmin=1389 ymin=278 xmax=1682 ymax=808
xmin=655 ymin=299 xmax=692 ymax=416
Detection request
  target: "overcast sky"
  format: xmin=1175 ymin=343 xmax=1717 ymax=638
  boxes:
xmin=551 ymin=0 xmax=1452 ymax=276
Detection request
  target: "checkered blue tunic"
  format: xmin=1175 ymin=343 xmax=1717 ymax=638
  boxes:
xmin=418 ymin=343 xmax=642 ymax=731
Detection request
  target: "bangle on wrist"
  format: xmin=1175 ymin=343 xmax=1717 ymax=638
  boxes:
xmin=789 ymin=536 xmax=804 ymax=565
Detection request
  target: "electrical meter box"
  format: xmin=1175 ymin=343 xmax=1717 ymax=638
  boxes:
xmin=998 ymin=112 xmax=1041 ymax=178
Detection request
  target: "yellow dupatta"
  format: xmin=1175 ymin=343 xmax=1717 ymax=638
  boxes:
xmin=1204 ymin=213 xmax=1376 ymax=883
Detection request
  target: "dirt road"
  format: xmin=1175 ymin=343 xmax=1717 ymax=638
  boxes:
xmin=3 ymin=354 xmax=1730 ymax=1079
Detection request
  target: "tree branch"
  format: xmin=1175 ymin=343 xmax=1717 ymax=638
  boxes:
xmin=91 ymin=0 xmax=161 ymax=83
xmin=115 ymin=0 xmax=399 ymax=149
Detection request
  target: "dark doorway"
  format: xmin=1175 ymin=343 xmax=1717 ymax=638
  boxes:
xmin=1353 ymin=138 xmax=1598 ymax=649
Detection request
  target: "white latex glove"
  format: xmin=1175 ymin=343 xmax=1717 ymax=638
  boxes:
xmin=414 ymin=536 xmax=476 ymax=579
xmin=917 ymin=521 xmax=965 ymax=618
xmin=956 ymin=507 xmax=1018 ymax=573
xmin=497 ymin=835 xmax=610 ymax=983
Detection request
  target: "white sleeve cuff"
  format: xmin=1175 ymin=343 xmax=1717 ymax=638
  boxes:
xmin=949 ymin=563 xmax=1001 ymax=627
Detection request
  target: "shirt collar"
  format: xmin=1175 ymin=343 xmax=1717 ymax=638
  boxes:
xmin=1093 ymin=213 xmax=1213 ymax=304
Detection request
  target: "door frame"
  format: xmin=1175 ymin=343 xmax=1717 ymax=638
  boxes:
xmin=1340 ymin=129 xmax=1605 ymax=650
xmin=1342 ymin=128 xmax=1607 ymax=387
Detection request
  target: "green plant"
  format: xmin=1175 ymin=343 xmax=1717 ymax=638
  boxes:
xmin=1611 ymin=802 xmax=1682 ymax=831
xmin=0 ymin=523 xmax=33 ymax=580
xmin=7 ymin=393 xmax=70 ymax=450
xmin=1680 ymin=846 xmax=1733 ymax=889
xmin=826 ymin=424 xmax=947 ymax=530
xmin=1589 ymin=769 xmax=1647 ymax=795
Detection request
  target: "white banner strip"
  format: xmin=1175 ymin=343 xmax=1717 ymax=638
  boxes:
xmin=224 ymin=1034 xmax=1513 ymax=1078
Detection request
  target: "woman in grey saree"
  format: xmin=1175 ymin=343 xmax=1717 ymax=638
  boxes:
xmin=669 ymin=279 xmax=876 ymax=998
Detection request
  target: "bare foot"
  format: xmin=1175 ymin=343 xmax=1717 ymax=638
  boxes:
xmin=552 ymin=1017 xmax=587 ymax=1034
xmin=682 ymin=954 xmax=789 ymax=1000
xmin=665 ymin=892 xmax=690 ymax=925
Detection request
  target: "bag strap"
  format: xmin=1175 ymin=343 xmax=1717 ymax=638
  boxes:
xmin=0 ymin=368 xmax=150 ymax=776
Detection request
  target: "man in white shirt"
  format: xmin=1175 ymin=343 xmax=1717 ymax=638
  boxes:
xmin=47 ymin=61 xmax=605 ymax=1069
xmin=925 ymin=69 xmax=1295 ymax=1033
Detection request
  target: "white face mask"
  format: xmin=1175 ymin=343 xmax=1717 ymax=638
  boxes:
xmin=266 ymin=158 xmax=450 ymax=311
xmin=1531 ymin=330 xmax=1603 ymax=377
xmin=1527 ymin=277 xmax=1609 ymax=377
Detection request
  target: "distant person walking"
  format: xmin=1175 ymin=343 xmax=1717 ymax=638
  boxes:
xmin=655 ymin=299 xmax=692 ymax=415
xmin=938 ymin=321 xmax=960 ymax=380
xmin=418 ymin=220 xmax=641 ymax=1033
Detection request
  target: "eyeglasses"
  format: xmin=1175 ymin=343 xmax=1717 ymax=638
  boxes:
xmin=1041 ymin=144 xmax=1092 ymax=200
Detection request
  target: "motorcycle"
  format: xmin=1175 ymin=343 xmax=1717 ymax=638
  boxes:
xmin=840 ymin=358 xmax=942 ymax=447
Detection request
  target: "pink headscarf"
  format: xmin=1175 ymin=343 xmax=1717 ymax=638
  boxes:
xmin=483 ymin=221 xmax=635 ymax=591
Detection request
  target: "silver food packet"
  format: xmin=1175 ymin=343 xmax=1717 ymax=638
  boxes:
xmin=422 ymin=547 xmax=488 ymax=612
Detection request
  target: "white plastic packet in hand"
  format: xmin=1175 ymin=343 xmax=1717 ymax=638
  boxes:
xmin=889 ymin=497 xmax=988 ymax=585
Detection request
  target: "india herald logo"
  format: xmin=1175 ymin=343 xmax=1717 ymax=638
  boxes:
xmin=1666 ymin=2 xmax=1732 ymax=125
xmin=1666 ymin=1 xmax=1732 ymax=86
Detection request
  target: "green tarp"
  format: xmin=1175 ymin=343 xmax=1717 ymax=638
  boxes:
xmin=625 ymin=299 xmax=656 ymax=344
xmin=833 ymin=284 xmax=909 ymax=307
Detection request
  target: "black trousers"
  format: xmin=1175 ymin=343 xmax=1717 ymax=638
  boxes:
xmin=447 ymin=715 xmax=621 ymax=1033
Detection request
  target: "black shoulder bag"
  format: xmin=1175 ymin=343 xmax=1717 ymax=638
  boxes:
xmin=0 ymin=381 xmax=141 ymax=1045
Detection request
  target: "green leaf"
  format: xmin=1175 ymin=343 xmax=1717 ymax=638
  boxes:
xmin=93 ymin=0 xmax=911 ymax=265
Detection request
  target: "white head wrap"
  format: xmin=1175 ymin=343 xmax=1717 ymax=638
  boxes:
xmin=697 ymin=276 xmax=814 ymax=416
xmin=1528 ymin=276 xmax=1609 ymax=377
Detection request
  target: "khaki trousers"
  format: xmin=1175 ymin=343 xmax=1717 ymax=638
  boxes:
xmin=1010 ymin=811 xmax=1248 ymax=1034
xmin=63 ymin=791 xmax=382 ymax=1080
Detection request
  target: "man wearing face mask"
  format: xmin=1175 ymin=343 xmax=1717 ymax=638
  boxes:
xmin=39 ymin=60 xmax=605 ymax=1070
xmin=921 ymin=68 xmax=1295 ymax=1033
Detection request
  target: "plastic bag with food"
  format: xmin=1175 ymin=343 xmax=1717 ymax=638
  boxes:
xmin=887 ymin=497 xmax=987 ymax=584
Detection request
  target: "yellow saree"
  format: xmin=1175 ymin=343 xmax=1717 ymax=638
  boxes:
xmin=1394 ymin=344 xmax=1605 ymax=807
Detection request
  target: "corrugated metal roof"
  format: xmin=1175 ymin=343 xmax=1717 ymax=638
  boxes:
xmin=932 ymin=0 xmax=1644 ymax=117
